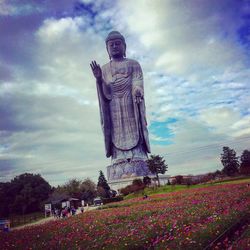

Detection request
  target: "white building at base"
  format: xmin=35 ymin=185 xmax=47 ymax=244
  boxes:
xmin=108 ymin=174 xmax=170 ymax=192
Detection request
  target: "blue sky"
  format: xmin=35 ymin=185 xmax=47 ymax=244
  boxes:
xmin=0 ymin=0 xmax=250 ymax=185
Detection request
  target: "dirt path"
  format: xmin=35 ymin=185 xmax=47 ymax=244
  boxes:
xmin=12 ymin=206 xmax=99 ymax=231
xmin=13 ymin=216 xmax=56 ymax=230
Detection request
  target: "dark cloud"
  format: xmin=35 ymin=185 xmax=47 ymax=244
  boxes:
xmin=0 ymin=159 xmax=19 ymax=180
xmin=0 ymin=15 xmax=42 ymax=65
xmin=6 ymin=0 xmax=99 ymax=18
xmin=0 ymin=91 xmax=86 ymax=132
xmin=0 ymin=93 xmax=37 ymax=132
xmin=0 ymin=1 xmax=90 ymax=80
xmin=0 ymin=159 xmax=17 ymax=172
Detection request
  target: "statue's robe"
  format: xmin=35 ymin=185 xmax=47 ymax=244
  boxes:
xmin=96 ymin=58 xmax=150 ymax=162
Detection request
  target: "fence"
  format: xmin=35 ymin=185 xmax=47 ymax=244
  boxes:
xmin=8 ymin=212 xmax=44 ymax=228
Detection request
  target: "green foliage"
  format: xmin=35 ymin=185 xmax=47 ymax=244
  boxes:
xmin=80 ymin=178 xmax=97 ymax=203
xmin=0 ymin=182 xmax=11 ymax=217
xmin=124 ymin=176 xmax=250 ymax=200
xmin=146 ymin=154 xmax=168 ymax=186
xmin=240 ymin=150 xmax=250 ymax=175
xmin=97 ymin=170 xmax=110 ymax=198
xmin=0 ymin=173 xmax=52 ymax=217
xmin=132 ymin=178 xmax=144 ymax=187
xmin=120 ymin=178 xmax=145 ymax=196
xmin=54 ymin=178 xmax=97 ymax=204
xmin=60 ymin=178 xmax=81 ymax=198
xmin=9 ymin=212 xmax=44 ymax=227
xmin=143 ymin=176 xmax=151 ymax=186
xmin=102 ymin=196 xmax=123 ymax=205
xmin=175 ymin=175 xmax=184 ymax=184
xmin=124 ymin=184 xmax=187 ymax=199
xmin=220 ymin=146 xmax=239 ymax=176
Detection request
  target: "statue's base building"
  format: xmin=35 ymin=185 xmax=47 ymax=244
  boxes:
xmin=107 ymin=159 xmax=170 ymax=191
xmin=107 ymin=159 xmax=151 ymax=180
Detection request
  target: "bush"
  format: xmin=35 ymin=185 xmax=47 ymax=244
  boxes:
xmin=143 ymin=176 xmax=151 ymax=186
xmin=175 ymin=175 xmax=184 ymax=184
xmin=102 ymin=196 xmax=123 ymax=204
xmin=120 ymin=179 xmax=145 ymax=196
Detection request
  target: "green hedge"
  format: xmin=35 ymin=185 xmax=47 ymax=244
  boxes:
xmin=102 ymin=196 xmax=124 ymax=204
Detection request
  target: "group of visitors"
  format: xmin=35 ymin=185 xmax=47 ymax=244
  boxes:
xmin=52 ymin=206 xmax=83 ymax=219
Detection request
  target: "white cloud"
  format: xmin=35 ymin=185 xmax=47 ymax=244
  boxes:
xmin=0 ymin=0 xmax=43 ymax=16
xmin=199 ymin=107 xmax=240 ymax=133
xmin=117 ymin=0 xmax=246 ymax=77
xmin=151 ymin=117 xmax=250 ymax=176
xmin=199 ymin=107 xmax=250 ymax=138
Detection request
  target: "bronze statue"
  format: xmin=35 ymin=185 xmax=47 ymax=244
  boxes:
xmin=91 ymin=31 xmax=151 ymax=180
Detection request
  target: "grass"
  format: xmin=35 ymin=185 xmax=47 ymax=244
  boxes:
xmin=8 ymin=212 xmax=44 ymax=228
xmin=1 ymin=181 xmax=249 ymax=249
xmin=100 ymin=176 xmax=250 ymax=211
xmin=124 ymin=176 xmax=250 ymax=200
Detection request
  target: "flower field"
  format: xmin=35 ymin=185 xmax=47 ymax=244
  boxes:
xmin=1 ymin=182 xmax=250 ymax=249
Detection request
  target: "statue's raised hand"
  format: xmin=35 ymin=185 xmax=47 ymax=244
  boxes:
xmin=90 ymin=61 xmax=102 ymax=82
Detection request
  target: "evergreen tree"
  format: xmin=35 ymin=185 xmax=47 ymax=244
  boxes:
xmin=220 ymin=147 xmax=239 ymax=176
xmin=240 ymin=150 xmax=250 ymax=175
xmin=146 ymin=154 xmax=168 ymax=186
xmin=97 ymin=171 xmax=110 ymax=198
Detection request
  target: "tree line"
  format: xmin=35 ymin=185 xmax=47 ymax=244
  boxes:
xmin=0 ymin=171 xmax=114 ymax=217
xmin=220 ymin=147 xmax=250 ymax=176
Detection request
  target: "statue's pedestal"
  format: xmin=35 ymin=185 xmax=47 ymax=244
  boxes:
xmin=107 ymin=159 xmax=151 ymax=181
xmin=107 ymin=176 xmax=143 ymax=192
xmin=107 ymin=159 xmax=152 ymax=191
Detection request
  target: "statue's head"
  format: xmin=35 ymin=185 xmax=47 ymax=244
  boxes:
xmin=105 ymin=31 xmax=126 ymax=60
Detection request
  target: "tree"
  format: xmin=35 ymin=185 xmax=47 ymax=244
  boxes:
xmin=97 ymin=171 xmax=110 ymax=198
xmin=215 ymin=170 xmax=222 ymax=177
xmin=220 ymin=147 xmax=239 ymax=176
xmin=60 ymin=178 xmax=82 ymax=198
xmin=47 ymin=190 xmax=69 ymax=208
xmin=80 ymin=178 xmax=97 ymax=203
xmin=0 ymin=182 xmax=11 ymax=217
xmin=146 ymin=154 xmax=168 ymax=186
xmin=240 ymin=150 xmax=250 ymax=175
xmin=53 ymin=178 xmax=97 ymax=204
xmin=143 ymin=176 xmax=151 ymax=187
xmin=7 ymin=173 xmax=52 ymax=215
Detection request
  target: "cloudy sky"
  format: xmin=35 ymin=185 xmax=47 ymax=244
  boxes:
xmin=1 ymin=0 xmax=250 ymax=186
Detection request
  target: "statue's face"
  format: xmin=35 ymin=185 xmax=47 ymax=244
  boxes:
xmin=107 ymin=38 xmax=125 ymax=59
